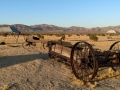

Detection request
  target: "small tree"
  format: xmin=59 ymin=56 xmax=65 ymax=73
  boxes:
xmin=89 ymin=34 xmax=98 ymax=41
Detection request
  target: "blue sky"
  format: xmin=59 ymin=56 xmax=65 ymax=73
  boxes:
xmin=0 ymin=0 xmax=120 ymax=28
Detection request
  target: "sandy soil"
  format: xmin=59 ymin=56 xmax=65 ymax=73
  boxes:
xmin=0 ymin=35 xmax=120 ymax=90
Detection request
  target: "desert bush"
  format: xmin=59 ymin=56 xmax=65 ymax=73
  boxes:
xmin=61 ymin=34 xmax=65 ymax=40
xmin=55 ymin=34 xmax=62 ymax=37
xmin=68 ymin=34 xmax=72 ymax=37
xmin=100 ymin=34 xmax=106 ymax=36
xmin=76 ymin=34 xmax=80 ymax=36
xmin=80 ymin=34 xmax=85 ymax=36
xmin=37 ymin=34 xmax=44 ymax=39
xmin=89 ymin=34 xmax=98 ymax=41
xmin=47 ymin=34 xmax=54 ymax=36
xmin=0 ymin=41 xmax=6 ymax=45
xmin=55 ymin=34 xmax=65 ymax=38
xmin=57 ymin=34 xmax=66 ymax=41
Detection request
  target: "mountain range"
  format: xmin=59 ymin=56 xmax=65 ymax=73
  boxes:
xmin=1 ymin=24 xmax=120 ymax=34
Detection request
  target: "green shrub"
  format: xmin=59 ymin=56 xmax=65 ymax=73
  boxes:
xmin=89 ymin=34 xmax=98 ymax=41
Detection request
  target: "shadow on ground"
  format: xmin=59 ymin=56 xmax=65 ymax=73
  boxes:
xmin=0 ymin=53 xmax=49 ymax=68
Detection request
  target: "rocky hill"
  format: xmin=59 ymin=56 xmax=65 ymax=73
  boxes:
xmin=1 ymin=24 xmax=120 ymax=34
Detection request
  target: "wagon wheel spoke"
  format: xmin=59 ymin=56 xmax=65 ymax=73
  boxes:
xmin=75 ymin=58 xmax=94 ymax=81
xmin=82 ymin=44 xmax=88 ymax=58
xmin=71 ymin=41 xmax=97 ymax=81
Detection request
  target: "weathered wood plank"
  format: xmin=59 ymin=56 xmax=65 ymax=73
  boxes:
xmin=50 ymin=41 xmax=73 ymax=47
xmin=51 ymin=44 xmax=72 ymax=58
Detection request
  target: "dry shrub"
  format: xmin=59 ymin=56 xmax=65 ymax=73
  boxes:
xmin=89 ymin=34 xmax=98 ymax=41
xmin=37 ymin=34 xmax=44 ymax=39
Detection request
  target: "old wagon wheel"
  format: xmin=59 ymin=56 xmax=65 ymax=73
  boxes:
xmin=109 ymin=41 xmax=120 ymax=50
xmin=70 ymin=41 xmax=98 ymax=81
xmin=22 ymin=41 xmax=36 ymax=50
xmin=109 ymin=41 xmax=120 ymax=71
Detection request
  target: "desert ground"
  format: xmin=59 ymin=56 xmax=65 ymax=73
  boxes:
xmin=0 ymin=34 xmax=120 ymax=90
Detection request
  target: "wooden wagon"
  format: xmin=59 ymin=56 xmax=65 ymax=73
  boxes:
xmin=22 ymin=35 xmax=120 ymax=82
xmin=47 ymin=40 xmax=120 ymax=81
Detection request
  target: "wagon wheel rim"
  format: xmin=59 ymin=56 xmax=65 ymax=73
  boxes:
xmin=22 ymin=42 xmax=30 ymax=49
xmin=109 ymin=41 xmax=120 ymax=71
xmin=22 ymin=42 xmax=36 ymax=50
xmin=109 ymin=41 xmax=120 ymax=50
xmin=70 ymin=41 xmax=97 ymax=81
